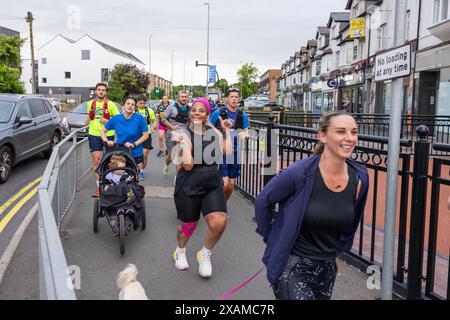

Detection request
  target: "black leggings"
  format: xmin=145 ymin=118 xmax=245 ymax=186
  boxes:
xmin=273 ymin=255 xmax=338 ymax=300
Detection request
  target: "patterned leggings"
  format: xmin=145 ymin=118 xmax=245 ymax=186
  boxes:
xmin=273 ymin=255 xmax=338 ymax=300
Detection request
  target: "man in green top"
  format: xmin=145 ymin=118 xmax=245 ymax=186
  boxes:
xmin=135 ymin=94 xmax=156 ymax=180
xmin=85 ymin=82 xmax=121 ymax=197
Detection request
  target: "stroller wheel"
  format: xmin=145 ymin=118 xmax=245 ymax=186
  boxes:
xmin=140 ymin=201 xmax=146 ymax=231
xmin=93 ymin=199 xmax=100 ymax=233
xmin=119 ymin=214 xmax=125 ymax=255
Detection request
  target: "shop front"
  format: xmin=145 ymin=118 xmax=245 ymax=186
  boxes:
xmin=338 ymin=72 xmax=364 ymax=113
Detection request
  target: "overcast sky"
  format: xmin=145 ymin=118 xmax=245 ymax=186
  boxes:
xmin=1 ymin=0 xmax=348 ymax=85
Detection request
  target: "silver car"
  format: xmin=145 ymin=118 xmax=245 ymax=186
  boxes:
xmin=0 ymin=94 xmax=62 ymax=183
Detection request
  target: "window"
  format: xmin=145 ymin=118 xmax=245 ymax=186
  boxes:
xmin=353 ymin=45 xmax=358 ymax=61
xmin=65 ymin=72 xmax=71 ymax=79
xmin=29 ymin=99 xmax=47 ymax=118
xmin=433 ymin=0 xmax=449 ymax=24
xmin=42 ymin=77 xmax=47 ymax=83
xmin=15 ymin=102 xmax=32 ymax=123
xmin=81 ymin=50 xmax=90 ymax=60
xmin=406 ymin=10 xmax=411 ymax=40
xmin=41 ymin=58 xmax=47 ymax=64
xmin=377 ymin=24 xmax=386 ymax=50
xmin=101 ymin=68 xmax=109 ymax=82
xmin=315 ymin=60 xmax=321 ymax=76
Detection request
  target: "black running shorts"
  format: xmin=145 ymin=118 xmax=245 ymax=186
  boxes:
xmin=174 ymin=185 xmax=227 ymax=223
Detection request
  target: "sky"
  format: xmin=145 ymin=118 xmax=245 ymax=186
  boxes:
xmin=0 ymin=0 xmax=348 ymax=85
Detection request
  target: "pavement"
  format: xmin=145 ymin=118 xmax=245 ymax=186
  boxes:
xmin=0 ymin=134 xmax=381 ymax=300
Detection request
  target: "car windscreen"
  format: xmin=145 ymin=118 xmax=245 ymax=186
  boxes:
xmin=72 ymin=103 xmax=87 ymax=114
xmin=0 ymin=101 xmax=15 ymax=123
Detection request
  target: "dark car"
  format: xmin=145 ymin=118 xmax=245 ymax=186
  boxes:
xmin=0 ymin=94 xmax=62 ymax=183
xmin=60 ymin=101 xmax=122 ymax=138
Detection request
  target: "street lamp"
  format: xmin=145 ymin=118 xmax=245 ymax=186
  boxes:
xmin=204 ymin=2 xmax=210 ymax=96
xmin=149 ymin=35 xmax=153 ymax=92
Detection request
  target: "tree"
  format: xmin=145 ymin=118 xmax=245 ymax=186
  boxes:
xmin=0 ymin=35 xmax=25 ymax=93
xmin=215 ymin=78 xmax=229 ymax=94
xmin=236 ymin=63 xmax=259 ymax=99
xmin=107 ymin=63 xmax=149 ymax=102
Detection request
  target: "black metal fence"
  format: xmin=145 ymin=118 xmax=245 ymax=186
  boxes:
xmin=245 ymin=111 xmax=450 ymax=155
xmin=236 ymin=114 xmax=450 ymax=300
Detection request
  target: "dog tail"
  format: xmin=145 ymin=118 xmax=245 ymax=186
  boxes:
xmin=117 ymin=264 xmax=138 ymax=289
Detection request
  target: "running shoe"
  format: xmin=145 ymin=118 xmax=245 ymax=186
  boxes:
xmin=139 ymin=170 xmax=145 ymax=180
xmin=197 ymin=249 xmax=212 ymax=278
xmin=163 ymin=164 xmax=169 ymax=175
xmin=173 ymin=247 xmax=189 ymax=270
xmin=92 ymin=188 xmax=100 ymax=198
xmin=165 ymin=150 xmax=168 ymax=156
xmin=157 ymin=150 xmax=164 ymax=157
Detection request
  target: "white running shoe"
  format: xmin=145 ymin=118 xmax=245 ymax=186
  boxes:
xmin=163 ymin=164 xmax=169 ymax=175
xmin=197 ymin=249 xmax=212 ymax=278
xmin=173 ymin=247 xmax=189 ymax=270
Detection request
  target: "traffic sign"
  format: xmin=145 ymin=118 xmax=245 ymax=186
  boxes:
xmin=375 ymin=44 xmax=411 ymax=82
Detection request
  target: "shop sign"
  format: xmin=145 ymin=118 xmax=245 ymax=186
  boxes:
xmin=350 ymin=18 xmax=365 ymax=38
xmin=375 ymin=44 xmax=411 ymax=82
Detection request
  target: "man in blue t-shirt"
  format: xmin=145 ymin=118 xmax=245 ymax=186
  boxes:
xmin=101 ymin=97 xmax=149 ymax=176
xmin=210 ymin=88 xmax=249 ymax=201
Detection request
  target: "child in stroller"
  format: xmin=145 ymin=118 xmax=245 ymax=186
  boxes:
xmin=93 ymin=148 xmax=146 ymax=255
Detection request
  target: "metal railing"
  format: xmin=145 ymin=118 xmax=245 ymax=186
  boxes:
xmin=236 ymin=115 xmax=450 ymax=300
xmin=38 ymin=127 xmax=90 ymax=300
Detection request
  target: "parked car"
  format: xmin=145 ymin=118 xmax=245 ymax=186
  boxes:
xmin=60 ymin=101 xmax=122 ymax=138
xmin=0 ymin=94 xmax=62 ymax=183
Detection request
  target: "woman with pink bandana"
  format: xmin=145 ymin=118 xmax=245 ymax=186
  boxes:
xmin=171 ymin=98 xmax=233 ymax=278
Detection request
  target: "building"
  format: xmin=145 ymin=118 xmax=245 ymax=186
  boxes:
xmin=148 ymin=73 xmax=172 ymax=99
xmin=0 ymin=26 xmax=19 ymax=37
xmin=258 ymin=69 xmax=282 ymax=102
xmin=414 ymin=0 xmax=450 ymax=116
xmin=37 ymin=34 xmax=145 ymax=101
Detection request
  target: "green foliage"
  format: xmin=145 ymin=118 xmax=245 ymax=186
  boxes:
xmin=107 ymin=64 xmax=149 ymax=102
xmin=215 ymin=79 xmax=229 ymax=94
xmin=0 ymin=35 xmax=25 ymax=93
xmin=236 ymin=63 xmax=259 ymax=99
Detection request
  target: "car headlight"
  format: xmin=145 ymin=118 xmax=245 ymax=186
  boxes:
xmin=61 ymin=117 xmax=68 ymax=126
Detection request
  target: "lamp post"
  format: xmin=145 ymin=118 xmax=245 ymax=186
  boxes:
xmin=204 ymin=2 xmax=210 ymax=97
xmin=171 ymin=50 xmax=174 ymax=99
xmin=149 ymin=35 xmax=153 ymax=93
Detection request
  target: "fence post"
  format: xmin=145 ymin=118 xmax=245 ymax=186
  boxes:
xmin=263 ymin=113 xmax=275 ymax=187
xmin=407 ymin=125 xmax=430 ymax=300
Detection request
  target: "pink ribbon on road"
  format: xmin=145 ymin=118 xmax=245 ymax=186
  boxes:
xmin=217 ymin=267 xmax=266 ymax=300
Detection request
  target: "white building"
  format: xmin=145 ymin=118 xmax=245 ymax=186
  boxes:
xmin=37 ymin=34 xmax=145 ymax=101
xmin=415 ymin=0 xmax=450 ymax=116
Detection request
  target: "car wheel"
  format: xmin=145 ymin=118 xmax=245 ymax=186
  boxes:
xmin=44 ymin=132 xmax=61 ymax=158
xmin=0 ymin=146 xmax=13 ymax=184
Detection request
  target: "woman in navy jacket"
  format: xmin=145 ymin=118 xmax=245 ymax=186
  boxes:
xmin=255 ymin=111 xmax=369 ymax=300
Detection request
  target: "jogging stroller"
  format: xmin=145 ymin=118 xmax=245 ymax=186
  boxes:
xmin=93 ymin=146 xmax=146 ymax=255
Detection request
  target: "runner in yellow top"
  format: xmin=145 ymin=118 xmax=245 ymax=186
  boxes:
xmin=85 ymin=82 xmax=121 ymax=197
xmin=135 ymin=94 xmax=156 ymax=180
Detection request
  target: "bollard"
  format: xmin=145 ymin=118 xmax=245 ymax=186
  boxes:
xmin=263 ymin=113 xmax=275 ymax=187
xmin=407 ymin=125 xmax=430 ymax=300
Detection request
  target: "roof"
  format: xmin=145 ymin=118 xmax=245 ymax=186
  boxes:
xmin=340 ymin=21 xmax=350 ymax=32
xmin=318 ymin=27 xmax=330 ymax=35
xmin=92 ymin=38 xmax=144 ymax=64
xmin=39 ymin=34 xmax=144 ymax=65
xmin=327 ymin=12 xmax=350 ymax=27
xmin=0 ymin=26 xmax=20 ymax=37
xmin=0 ymin=94 xmax=44 ymax=102
xmin=306 ymin=39 xmax=317 ymax=49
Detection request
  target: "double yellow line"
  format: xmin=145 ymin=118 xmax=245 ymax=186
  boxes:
xmin=0 ymin=177 xmax=42 ymax=234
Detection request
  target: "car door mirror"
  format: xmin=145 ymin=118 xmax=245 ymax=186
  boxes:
xmin=18 ymin=116 xmax=33 ymax=126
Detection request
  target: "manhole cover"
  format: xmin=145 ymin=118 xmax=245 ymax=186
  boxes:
xmin=145 ymin=185 xmax=174 ymax=198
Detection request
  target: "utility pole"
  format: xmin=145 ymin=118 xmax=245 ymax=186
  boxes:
xmin=382 ymin=0 xmax=408 ymax=300
xmin=26 ymin=12 xmax=36 ymax=94
xmin=148 ymin=35 xmax=153 ymax=92
xmin=171 ymin=50 xmax=174 ymax=99
xmin=204 ymin=2 xmax=210 ymax=97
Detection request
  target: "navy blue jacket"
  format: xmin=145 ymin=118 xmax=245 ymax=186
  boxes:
xmin=255 ymin=155 xmax=369 ymax=285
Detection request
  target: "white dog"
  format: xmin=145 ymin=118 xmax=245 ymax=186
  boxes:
xmin=116 ymin=264 xmax=149 ymax=300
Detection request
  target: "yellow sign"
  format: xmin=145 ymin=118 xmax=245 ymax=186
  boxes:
xmin=350 ymin=18 xmax=365 ymax=38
